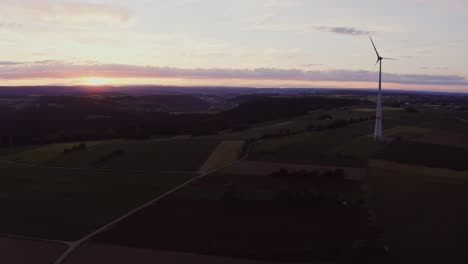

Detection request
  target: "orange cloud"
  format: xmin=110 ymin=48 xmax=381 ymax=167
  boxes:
xmin=1 ymin=61 xmax=467 ymax=86
xmin=0 ymin=61 xmax=467 ymax=92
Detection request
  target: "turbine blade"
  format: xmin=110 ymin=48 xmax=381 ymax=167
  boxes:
xmin=382 ymin=57 xmax=398 ymax=60
xmin=372 ymin=60 xmax=379 ymax=70
xmin=369 ymin=35 xmax=380 ymax=58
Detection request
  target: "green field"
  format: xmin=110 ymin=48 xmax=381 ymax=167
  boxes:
xmin=0 ymin=138 xmax=224 ymax=241
xmin=353 ymin=107 xmax=403 ymax=112
xmin=4 ymin=141 xmax=109 ymax=165
xmin=0 ymin=162 xmax=197 ymax=241
xmin=248 ymin=120 xmax=375 ymax=167
xmin=217 ymin=108 xmax=374 ymax=140
xmin=375 ymin=140 xmax=468 ymax=170
xmin=2 ymin=105 xmax=468 ymax=249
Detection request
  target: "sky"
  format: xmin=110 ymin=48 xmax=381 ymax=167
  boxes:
xmin=0 ymin=0 xmax=468 ymax=91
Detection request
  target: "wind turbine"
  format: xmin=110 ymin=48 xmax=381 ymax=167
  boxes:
xmin=369 ymin=36 xmax=395 ymax=141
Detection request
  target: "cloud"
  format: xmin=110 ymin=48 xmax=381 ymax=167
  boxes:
xmin=421 ymin=66 xmax=449 ymax=70
xmin=0 ymin=60 xmax=62 ymax=66
xmin=0 ymin=61 xmax=22 ymax=66
xmin=240 ymin=18 xmax=372 ymax=37
xmin=314 ymin=26 xmax=372 ymax=36
xmin=0 ymin=61 xmax=466 ymax=86
xmin=302 ymin=64 xmax=324 ymax=67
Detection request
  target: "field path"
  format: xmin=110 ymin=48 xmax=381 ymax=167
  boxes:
xmin=53 ymin=140 xmax=255 ymax=264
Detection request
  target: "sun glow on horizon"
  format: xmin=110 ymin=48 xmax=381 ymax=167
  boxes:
xmin=83 ymin=77 xmax=108 ymax=86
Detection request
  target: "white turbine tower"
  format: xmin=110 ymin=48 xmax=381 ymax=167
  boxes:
xmin=370 ymin=36 xmax=395 ymax=141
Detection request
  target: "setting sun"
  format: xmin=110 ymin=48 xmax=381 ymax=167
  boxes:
xmin=84 ymin=78 xmax=107 ymax=86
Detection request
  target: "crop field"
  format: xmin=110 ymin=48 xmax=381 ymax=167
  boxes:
xmin=248 ymin=121 xmax=375 ymax=167
xmin=2 ymin=103 xmax=468 ymax=262
xmin=367 ymin=160 xmax=468 ymax=263
xmin=199 ymin=140 xmax=245 ymax=173
xmin=328 ymin=126 xmax=432 ymax=159
xmin=353 ymin=107 xmax=403 ymax=112
xmin=0 ymin=138 xmax=230 ymax=241
xmin=248 ymin=108 xmax=468 ymax=168
xmin=40 ymin=139 xmax=221 ymax=172
xmin=218 ymin=108 xmax=374 ymax=140
xmin=5 ymin=141 xmax=107 ymax=165
xmin=383 ymin=126 xmax=432 ymax=139
xmin=0 ymin=161 xmax=197 ymax=241
xmin=181 ymin=171 xmax=365 ymax=202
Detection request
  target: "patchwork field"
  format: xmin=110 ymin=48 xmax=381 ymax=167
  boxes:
xmin=4 ymin=139 xmax=221 ymax=172
xmin=92 ymin=166 xmax=385 ymax=263
xmin=247 ymin=107 xmax=468 ymax=169
xmin=248 ymin=121 xmax=376 ymax=167
xmin=218 ymin=108 xmax=374 ymax=140
xmin=2 ymin=105 xmax=468 ymax=263
xmin=0 ymin=161 xmax=198 ymax=241
xmin=0 ymin=138 xmax=245 ymax=241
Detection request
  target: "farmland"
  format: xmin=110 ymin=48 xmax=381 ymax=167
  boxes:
xmin=247 ymin=107 xmax=468 ymax=169
xmin=248 ymin=121 xmax=375 ymax=167
xmin=0 ymin=161 xmax=197 ymax=240
xmin=2 ymin=89 xmax=468 ymax=264
xmin=367 ymin=160 xmax=468 ymax=264
xmin=199 ymin=140 xmax=246 ymax=172
xmin=0 ymin=237 xmax=66 ymax=264
xmin=374 ymin=140 xmax=468 ymax=170
xmin=0 ymin=138 xmax=224 ymax=240
xmin=3 ymin=139 xmax=221 ymax=172
xmin=92 ymin=168 xmax=383 ymax=263
xmin=5 ymin=141 xmax=106 ymax=165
